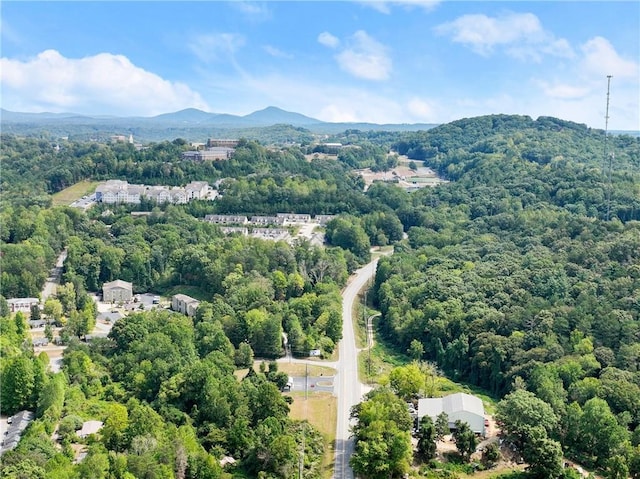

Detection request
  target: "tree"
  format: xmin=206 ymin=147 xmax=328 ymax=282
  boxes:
xmin=350 ymin=389 xmax=413 ymax=479
xmin=407 ymin=339 xmax=424 ymax=361
xmin=522 ymin=426 xmax=564 ymax=478
xmin=579 ymin=397 xmax=628 ymax=467
xmin=43 ymin=298 xmax=63 ymax=324
xmin=14 ymin=311 xmax=27 ymax=338
xmin=607 ymin=455 xmax=630 ymax=479
xmin=416 ymin=415 xmax=437 ymax=460
xmin=235 ymin=342 xmax=254 ymax=368
xmin=1 ymin=355 xmax=35 ymax=414
xmin=0 ymin=459 xmax=46 ymax=479
xmin=496 ymin=389 xmax=558 ymax=450
xmin=452 ymin=420 xmax=477 ymax=462
xmin=483 ymin=442 xmax=500 ymax=466
xmin=30 ymin=304 xmax=41 ymax=321
xmin=44 ymin=323 xmax=53 ymax=343
xmin=389 ymin=363 xmax=425 ymax=400
xmin=435 ymin=412 xmax=449 ymax=441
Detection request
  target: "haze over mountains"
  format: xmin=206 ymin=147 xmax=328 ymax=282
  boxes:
xmin=2 ymin=107 xmax=637 ymax=143
xmin=1 ymin=106 xmax=436 ymax=132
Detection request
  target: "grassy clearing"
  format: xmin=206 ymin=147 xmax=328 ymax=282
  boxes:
xmin=157 ymin=284 xmax=209 ymax=300
xmin=235 ymin=362 xmax=336 ymax=381
xmin=359 ymin=322 xmax=499 ymax=413
xmin=51 ymin=180 xmax=100 ymax=206
xmin=288 ymin=392 xmax=337 ymax=479
xmin=275 ymin=362 xmax=336 ymax=377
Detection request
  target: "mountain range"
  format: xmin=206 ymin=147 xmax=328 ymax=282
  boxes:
xmin=3 ymin=107 xmax=635 ymax=143
xmin=0 ymin=106 xmax=434 ymax=130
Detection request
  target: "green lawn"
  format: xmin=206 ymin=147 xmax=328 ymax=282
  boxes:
xmin=51 ymin=180 xmax=101 ymax=206
xmin=288 ymin=392 xmax=337 ymax=479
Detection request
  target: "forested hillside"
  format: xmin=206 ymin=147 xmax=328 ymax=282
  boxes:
xmin=371 ymin=115 xmax=640 ymax=472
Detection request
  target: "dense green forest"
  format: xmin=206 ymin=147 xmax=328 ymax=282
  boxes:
xmin=1 ymin=115 xmax=640 ymax=478
xmin=370 ymin=116 xmax=640 ymax=474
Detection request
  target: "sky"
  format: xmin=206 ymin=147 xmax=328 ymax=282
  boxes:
xmin=1 ymin=1 xmax=639 ymax=130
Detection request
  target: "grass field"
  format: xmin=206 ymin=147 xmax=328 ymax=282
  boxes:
xmin=51 ymin=180 xmax=100 ymax=206
xmin=288 ymin=392 xmax=337 ymax=479
xmin=275 ymin=362 xmax=336 ymax=377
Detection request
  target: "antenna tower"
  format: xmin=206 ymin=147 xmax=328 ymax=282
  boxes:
xmin=603 ymin=75 xmax=614 ymax=220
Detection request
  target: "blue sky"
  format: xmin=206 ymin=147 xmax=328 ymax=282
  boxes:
xmin=1 ymin=1 xmax=639 ymax=129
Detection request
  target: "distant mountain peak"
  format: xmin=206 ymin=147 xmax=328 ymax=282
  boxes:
xmin=243 ymin=106 xmax=320 ymax=125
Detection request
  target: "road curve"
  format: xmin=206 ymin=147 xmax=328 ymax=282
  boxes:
xmin=333 ymin=258 xmax=379 ymax=479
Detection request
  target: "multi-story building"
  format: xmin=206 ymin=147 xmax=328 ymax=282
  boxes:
xmin=95 ymin=180 xmax=210 ymax=205
xmin=181 ymin=147 xmax=235 ymax=161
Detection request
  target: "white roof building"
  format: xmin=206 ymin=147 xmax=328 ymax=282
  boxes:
xmin=77 ymin=420 xmax=104 ymax=439
xmin=417 ymin=393 xmax=485 ymax=435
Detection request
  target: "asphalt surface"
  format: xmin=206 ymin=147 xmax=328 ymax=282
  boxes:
xmin=41 ymin=249 xmax=67 ymax=302
xmin=333 ymin=258 xmax=379 ymax=479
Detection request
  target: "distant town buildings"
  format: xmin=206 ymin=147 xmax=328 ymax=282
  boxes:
xmin=181 ymin=148 xmax=235 ymax=161
xmin=203 ymin=213 xmax=331 ymax=243
xmin=207 ymin=139 xmax=239 ymax=148
xmin=95 ymin=180 xmax=211 ymax=205
xmin=181 ymin=139 xmax=238 ymax=161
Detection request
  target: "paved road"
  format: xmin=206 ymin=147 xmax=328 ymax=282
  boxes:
xmin=333 ymin=258 xmax=379 ymax=479
xmin=41 ymin=248 xmax=67 ymax=303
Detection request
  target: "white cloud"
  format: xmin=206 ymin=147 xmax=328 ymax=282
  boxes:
xmin=0 ymin=50 xmax=209 ymax=116
xmin=262 ymin=45 xmax=293 ymax=59
xmin=581 ymin=36 xmax=639 ymax=79
xmin=359 ymin=0 xmax=440 ymax=14
xmin=529 ymin=36 xmax=640 ymax=129
xmin=230 ymin=2 xmax=271 ymax=21
xmin=318 ymin=32 xmax=340 ymax=49
xmin=188 ymin=33 xmax=245 ymax=63
xmin=435 ymin=12 xmax=574 ymax=61
xmin=535 ymin=81 xmax=591 ymax=100
xmin=335 ymin=30 xmax=392 ymax=81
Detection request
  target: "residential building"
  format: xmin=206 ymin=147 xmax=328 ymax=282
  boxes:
xmin=417 ymin=393 xmax=485 ymax=435
xmin=207 ymin=139 xmax=239 ymax=148
xmin=102 ymin=280 xmax=133 ymax=303
xmin=181 ymin=148 xmax=234 ymax=161
xmin=277 ymin=213 xmax=311 ymax=223
xmin=95 ymin=180 xmax=214 ymax=205
xmin=204 ymin=214 xmax=248 ymax=225
xmin=7 ymin=298 xmax=39 ymax=314
xmin=172 ymin=294 xmax=200 ymax=317
xmin=185 ymin=181 xmax=209 ymax=200
xmin=250 ymin=215 xmax=286 ymax=226
xmin=315 ymin=214 xmax=336 ymax=225
xmin=144 ymin=186 xmax=188 ymax=204
xmin=220 ymin=227 xmax=249 ymax=236
xmin=77 ymin=420 xmax=104 ymax=439
xmin=95 ymin=180 xmax=142 ymax=204
xmin=1 ymin=411 xmax=34 ymax=455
